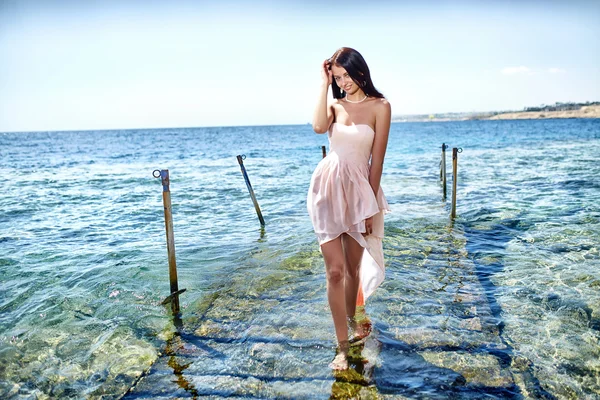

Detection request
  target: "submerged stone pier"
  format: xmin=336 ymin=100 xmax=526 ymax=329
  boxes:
xmin=122 ymin=221 xmax=546 ymax=399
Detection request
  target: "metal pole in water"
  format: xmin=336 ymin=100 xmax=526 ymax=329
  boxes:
xmin=322 ymin=145 xmax=327 ymax=158
xmin=440 ymin=145 xmax=443 ymax=181
xmin=441 ymin=143 xmax=447 ymax=201
xmin=451 ymin=148 xmax=462 ymax=219
xmin=153 ymin=169 xmax=185 ymax=316
xmin=236 ymin=155 xmax=266 ymax=226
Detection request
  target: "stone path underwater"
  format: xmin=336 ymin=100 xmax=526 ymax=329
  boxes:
xmin=120 ymin=218 xmax=554 ymax=399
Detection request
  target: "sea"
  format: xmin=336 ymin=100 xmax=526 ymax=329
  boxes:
xmin=1 ymin=119 xmax=599 ymax=399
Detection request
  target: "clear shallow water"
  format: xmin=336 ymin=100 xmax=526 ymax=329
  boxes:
xmin=0 ymin=119 xmax=599 ymax=399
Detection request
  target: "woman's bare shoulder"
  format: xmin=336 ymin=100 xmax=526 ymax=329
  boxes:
xmin=372 ymin=97 xmax=391 ymax=109
xmin=364 ymin=96 xmax=389 ymax=111
xmin=369 ymin=97 xmax=391 ymax=119
xmin=330 ymin=99 xmax=344 ymax=111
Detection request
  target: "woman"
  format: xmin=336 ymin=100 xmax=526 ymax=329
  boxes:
xmin=307 ymin=47 xmax=391 ymax=370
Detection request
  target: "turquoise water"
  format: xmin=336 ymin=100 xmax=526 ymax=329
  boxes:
xmin=1 ymin=119 xmax=599 ymax=399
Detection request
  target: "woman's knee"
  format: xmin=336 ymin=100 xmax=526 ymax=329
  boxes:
xmin=326 ymin=265 xmax=344 ymax=285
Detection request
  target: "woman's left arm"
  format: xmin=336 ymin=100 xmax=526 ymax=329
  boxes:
xmin=369 ymin=99 xmax=392 ymax=196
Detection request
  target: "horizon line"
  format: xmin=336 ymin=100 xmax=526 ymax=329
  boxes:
xmin=2 ymin=101 xmax=598 ymax=134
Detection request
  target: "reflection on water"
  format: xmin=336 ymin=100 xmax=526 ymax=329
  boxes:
xmin=1 ymin=119 xmax=599 ymax=398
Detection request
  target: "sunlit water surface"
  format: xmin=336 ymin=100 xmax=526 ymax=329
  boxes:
xmin=1 ymin=119 xmax=599 ymax=399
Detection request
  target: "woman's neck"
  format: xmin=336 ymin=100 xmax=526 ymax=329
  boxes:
xmin=344 ymin=91 xmax=368 ymax=103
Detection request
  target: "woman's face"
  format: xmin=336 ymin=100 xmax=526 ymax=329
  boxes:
xmin=331 ymin=65 xmax=360 ymax=94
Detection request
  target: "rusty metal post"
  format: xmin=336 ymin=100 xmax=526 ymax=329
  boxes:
xmin=451 ymin=148 xmax=462 ymax=219
xmin=153 ymin=169 xmax=185 ymax=316
xmin=236 ymin=155 xmax=265 ymax=226
xmin=441 ymin=143 xmax=447 ymax=201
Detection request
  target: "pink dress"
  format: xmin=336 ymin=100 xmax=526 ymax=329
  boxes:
xmin=307 ymin=122 xmax=389 ymax=306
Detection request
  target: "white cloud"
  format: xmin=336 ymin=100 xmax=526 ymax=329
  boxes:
xmin=501 ymin=66 xmax=531 ymax=75
xmin=548 ymin=67 xmax=566 ymax=74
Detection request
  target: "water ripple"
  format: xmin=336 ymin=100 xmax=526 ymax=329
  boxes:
xmin=1 ymin=120 xmax=599 ymax=398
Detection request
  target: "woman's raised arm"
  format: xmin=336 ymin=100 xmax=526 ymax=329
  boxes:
xmin=312 ymin=59 xmax=334 ymax=134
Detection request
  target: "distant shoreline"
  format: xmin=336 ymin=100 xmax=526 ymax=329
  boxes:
xmin=393 ymin=102 xmax=600 ymax=123
xmin=485 ymin=105 xmax=600 ymax=121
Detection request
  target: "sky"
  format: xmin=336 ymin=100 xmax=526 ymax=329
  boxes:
xmin=0 ymin=0 xmax=599 ymax=132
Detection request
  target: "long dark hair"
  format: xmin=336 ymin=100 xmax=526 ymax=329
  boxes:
xmin=329 ymin=47 xmax=384 ymax=100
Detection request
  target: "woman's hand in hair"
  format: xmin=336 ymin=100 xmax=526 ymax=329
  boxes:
xmin=321 ymin=59 xmax=332 ymax=86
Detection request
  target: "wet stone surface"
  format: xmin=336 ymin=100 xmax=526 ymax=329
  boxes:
xmin=123 ymin=225 xmax=529 ymax=399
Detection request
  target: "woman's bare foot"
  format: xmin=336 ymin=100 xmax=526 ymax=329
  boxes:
xmin=329 ymin=352 xmax=348 ymax=370
xmin=349 ymin=318 xmax=372 ymax=346
xmin=329 ymin=341 xmax=349 ymax=370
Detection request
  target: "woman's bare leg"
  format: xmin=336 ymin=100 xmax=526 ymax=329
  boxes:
xmin=320 ymin=237 xmax=349 ymax=369
xmin=341 ymin=233 xmax=364 ymax=320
